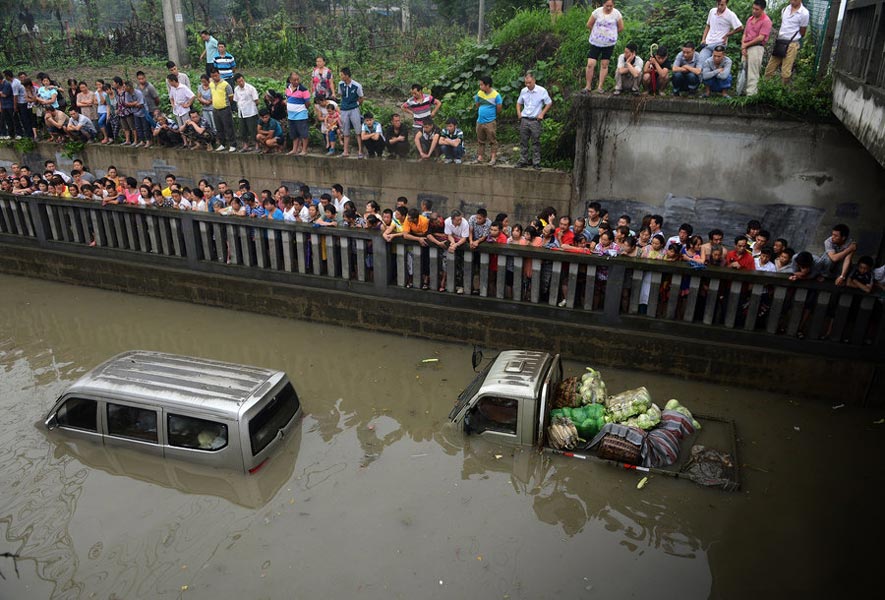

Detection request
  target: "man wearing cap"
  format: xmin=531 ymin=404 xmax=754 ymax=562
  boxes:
xmin=701 ymin=45 xmax=733 ymax=97
xmin=515 ymin=71 xmax=552 ymax=170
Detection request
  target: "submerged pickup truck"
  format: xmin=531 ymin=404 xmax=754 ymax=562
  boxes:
xmin=448 ymin=350 xmax=740 ymax=489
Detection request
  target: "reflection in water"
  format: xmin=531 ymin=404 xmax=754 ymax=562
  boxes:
xmin=9 ymin=275 xmax=880 ymax=596
xmin=459 ymin=435 xmax=704 ymax=559
xmin=0 ymin=347 xmax=85 ymax=600
xmin=45 ymin=419 xmax=303 ymax=510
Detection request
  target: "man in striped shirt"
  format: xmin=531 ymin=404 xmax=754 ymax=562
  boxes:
xmin=285 ymin=71 xmax=311 ymax=156
xmin=214 ymin=43 xmax=236 ymax=83
xmin=401 ymin=84 xmax=440 ymax=131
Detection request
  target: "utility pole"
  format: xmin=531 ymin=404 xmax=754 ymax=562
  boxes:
xmin=401 ymin=1 xmax=410 ymax=33
xmin=161 ymin=0 xmax=190 ymax=66
xmin=817 ymin=0 xmax=842 ymax=78
xmin=478 ymin=0 xmax=485 ymax=42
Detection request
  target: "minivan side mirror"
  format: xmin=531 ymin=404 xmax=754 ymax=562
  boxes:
xmin=45 ymin=413 xmax=58 ymax=430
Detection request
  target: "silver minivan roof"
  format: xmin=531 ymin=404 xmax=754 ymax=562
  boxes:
xmin=62 ymin=350 xmax=285 ymax=418
xmin=477 ymin=350 xmax=552 ymax=402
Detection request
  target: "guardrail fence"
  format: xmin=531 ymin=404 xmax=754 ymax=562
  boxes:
xmin=1 ymin=193 xmax=881 ymax=354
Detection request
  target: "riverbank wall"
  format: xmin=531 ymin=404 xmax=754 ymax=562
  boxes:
xmin=572 ymin=95 xmax=885 ymax=258
xmin=1 ymin=214 xmax=879 ymax=405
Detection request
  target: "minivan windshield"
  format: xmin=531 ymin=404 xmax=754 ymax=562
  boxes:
xmin=249 ymin=382 xmax=300 ymax=456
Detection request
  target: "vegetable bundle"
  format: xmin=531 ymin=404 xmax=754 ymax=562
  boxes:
xmin=579 ymin=368 xmax=607 ymax=405
xmin=605 ymin=387 xmax=652 ymax=423
xmin=621 ymin=403 xmax=662 ymax=430
xmin=665 ymin=399 xmax=701 ymax=430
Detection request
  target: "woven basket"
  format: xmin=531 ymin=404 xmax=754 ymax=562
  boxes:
xmin=596 ymin=435 xmax=642 ymax=464
xmin=553 ymin=377 xmax=581 ymax=408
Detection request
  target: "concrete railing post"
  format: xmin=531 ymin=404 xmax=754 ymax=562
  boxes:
xmin=602 ymin=262 xmax=626 ymax=324
xmin=26 ymin=196 xmax=48 ymax=245
xmin=179 ymin=212 xmax=199 ymax=268
xmin=373 ymin=236 xmax=390 ymax=292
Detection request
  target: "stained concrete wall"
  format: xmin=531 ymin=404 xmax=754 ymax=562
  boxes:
xmin=0 ymin=143 xmax=573 ymax=227
xmin=832 ymin=72 xmax=885 ymax=169
xmin=1 ymin=242 xmax=878 ymax=404
xmin=573 ymin=95 xmax=885 ymax=257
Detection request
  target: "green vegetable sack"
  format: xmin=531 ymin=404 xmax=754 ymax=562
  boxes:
xmin=572 ymin=403 xmax=606 ymax=438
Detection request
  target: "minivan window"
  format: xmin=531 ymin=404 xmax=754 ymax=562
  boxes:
xmin=249 ymin=382 xmax=299 ymax=456
xmin=57 ymin=397 xmax=97 ymax=431
xmin=168 ymin=413 xmax=229 ymax=451
xmin=107 ymin=403 xmax=158 ymax=443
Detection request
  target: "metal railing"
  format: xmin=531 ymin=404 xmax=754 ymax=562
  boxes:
xmin=1 ymin=193 xmax=881 ymax=355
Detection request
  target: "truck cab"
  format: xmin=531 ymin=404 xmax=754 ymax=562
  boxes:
xmin=449 ymin=350 xmax=562 ymax=447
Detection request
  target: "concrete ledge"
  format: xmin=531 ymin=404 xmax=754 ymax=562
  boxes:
xmin=0 ymin=142 xmax=574 ymax=226
xmin=575 ymin=93 xmax=837 ymax=121
xmin=1 ymin=242 xmax=878 ymax=405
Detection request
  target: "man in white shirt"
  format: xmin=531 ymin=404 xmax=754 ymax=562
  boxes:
xmin=614 ymin=42 xmax=644 ymax=95
xmin=166 ymin=73 xmax=195 ymax=130
xmin=444 ymin=209 xmax=470 ymax=293
xmin=165 ymin=61 xmax=191 ymax=98
xmin=764 ymin=0 xmax=809 ymax=85
xmin=233 ymin=73 xmax=259 ymax=152
xmin=515 ymin=71 xmax=552 ymax=170
xmin=698 ymin=0 xmax=744 ymax=65
xmin=331 ymin=183 xmax=350 ymax=213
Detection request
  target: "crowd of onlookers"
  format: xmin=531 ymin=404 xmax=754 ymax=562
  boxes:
xmin=584 ymin=0 xmax=811 ymax=98
xmin=3 ymin=159 xmax=881 ymax=300
xmin=0 ymin=48 xmax=548 ymax=168
xmin=0 ymin=0 xmax=812 ymax=171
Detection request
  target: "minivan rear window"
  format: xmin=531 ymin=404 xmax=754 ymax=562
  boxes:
xmin=249 ymin=382 xmax=299 ymax=456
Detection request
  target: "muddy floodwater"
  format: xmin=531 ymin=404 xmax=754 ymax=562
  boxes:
xmin=0 ymin=274 xmax=881 ymax=599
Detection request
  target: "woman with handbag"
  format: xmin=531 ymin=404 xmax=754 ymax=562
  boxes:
xmin=764 ymin=0 xmax=809 ymax=85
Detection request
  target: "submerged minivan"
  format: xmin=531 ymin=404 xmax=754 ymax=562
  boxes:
xmin=44 ymin=350 xmax=302 ymax=473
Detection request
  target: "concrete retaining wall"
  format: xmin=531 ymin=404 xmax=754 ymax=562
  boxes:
xmin=1 ymin=242 xmax=878 ymax=405
xmin=832 ymin=72 xmax=885 ymax=169
xmin=0 ymin=143 xmax=573 ymax=227
xmin=573 ymin=95 xmax=885 ymax=257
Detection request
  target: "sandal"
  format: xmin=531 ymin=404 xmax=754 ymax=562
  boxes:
xmin=438 ymin=286 xmax=446 ymax=293
xmin=421 ymin=283 xmax=429 ymax=290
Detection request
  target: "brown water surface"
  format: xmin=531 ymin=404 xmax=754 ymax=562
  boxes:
xmin=0 ymin=274 xmax=880 ymax=599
